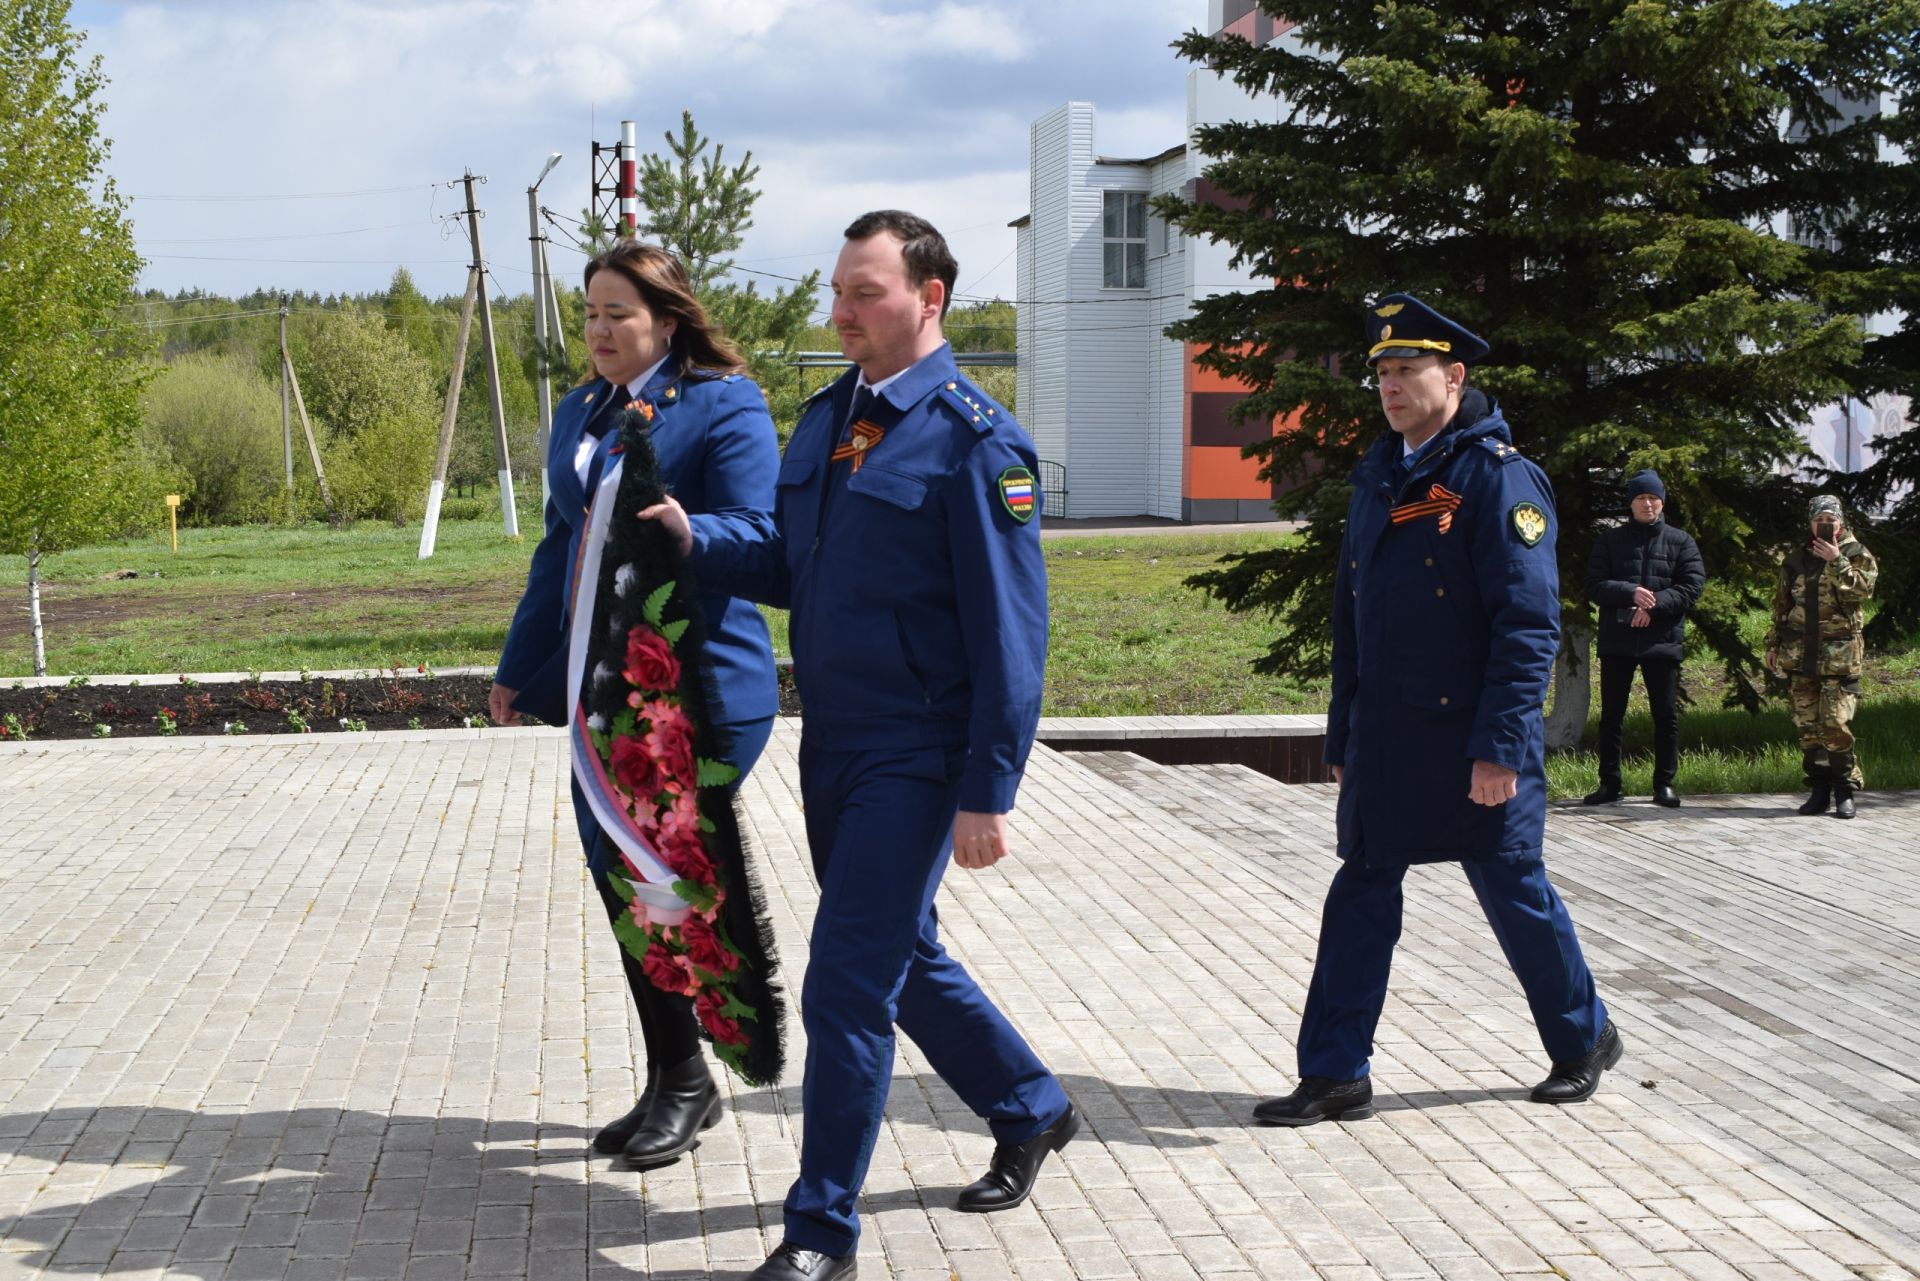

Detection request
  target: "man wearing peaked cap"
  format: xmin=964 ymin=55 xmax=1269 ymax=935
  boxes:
xmin=1254 ymin=293 xmax=1622 ymax=1128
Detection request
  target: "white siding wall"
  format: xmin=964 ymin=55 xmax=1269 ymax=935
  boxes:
xmin=1146 ymin=151 xmax=1193 ymax=520
xmin=1015 ymin=218 xmax=1035 ymax=439
xmin=1023 ymin=106 xmax=1074 ymax=485
xmin=1071 ymin=150 xmax=1153 ymax=517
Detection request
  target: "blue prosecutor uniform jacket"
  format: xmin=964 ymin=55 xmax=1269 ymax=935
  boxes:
xmin=1326 ymin=392 xmax=1560 ymax=866
xmin=495 ymin=364 xmax=780 ymax=729
xmin=693 ymin=344 xmax=1047 ymax=814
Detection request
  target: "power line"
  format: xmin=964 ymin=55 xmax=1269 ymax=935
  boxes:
xmin=128 ymin=183 xmax=442 ymax=202
xmin=140 ymin=220 xmax=440 ymax=246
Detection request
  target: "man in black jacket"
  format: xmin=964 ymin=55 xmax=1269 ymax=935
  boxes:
xmin=1583 ymin=470 xmax=1706 ymax=807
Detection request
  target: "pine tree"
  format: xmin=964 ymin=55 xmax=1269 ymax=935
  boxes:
xmin=0 ymin=0 xmax=160 ymax=674
xmin=639 ymin=110 xmax=762 ymax=292
xmin=1164 ymin=0 xmax=1886 ymax=744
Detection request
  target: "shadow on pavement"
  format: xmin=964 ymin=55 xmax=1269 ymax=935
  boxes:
xmin=0 ymin=1105 xmax=741 ymax=1279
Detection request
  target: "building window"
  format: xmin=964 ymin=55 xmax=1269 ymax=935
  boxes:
xmin=1103 ymin=190 xmax=1146 ymax=289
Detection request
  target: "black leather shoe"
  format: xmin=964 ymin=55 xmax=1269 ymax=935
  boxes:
xmin=956 ymin=1104 xmax=1079 ymax=1212
xmin=622 ymin=1053 xmax=720 ymax=1167
xmin=1530 ymin=1021 xmax=1622 ymax=1104
xmin=591 ymin=1067 xmax=659 ymax=1155
xmin=744 ymin=1241 xmax=857 ymax=1280
xmin=1834 ymin=783 xmax=1856 ymax=820
xmin=1653 ymin=784 xmax=1680 ymax=808
xmin=1581 ymin=786 xmax=1622 ymax=806
xmin=1798 ymin=785 xmax=1831 ymax=816
xmin=1253 ymin=1075 xmax=1374 ymax=1126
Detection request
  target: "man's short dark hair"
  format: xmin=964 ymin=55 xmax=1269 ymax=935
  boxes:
xmin=844 ymin=209 xmax=958 ymax=316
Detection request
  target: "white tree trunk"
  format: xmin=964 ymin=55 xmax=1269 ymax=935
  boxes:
xmin=27 ymin=530 xmax=47 ymax=678
xmin=1543 ymin=617 xmax=1592 ymax=752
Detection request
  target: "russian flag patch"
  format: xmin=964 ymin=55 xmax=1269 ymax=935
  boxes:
xmin=998 ymin=466 xmax=1038 ymax=524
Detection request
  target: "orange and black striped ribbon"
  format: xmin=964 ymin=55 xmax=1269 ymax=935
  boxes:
xmin=1389 ymin=483 xmax=1464 ymax=534
xmin=830 ymin=421 xmax=885 ymax=473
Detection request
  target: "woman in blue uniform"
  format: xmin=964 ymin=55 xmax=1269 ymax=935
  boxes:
xmin=489 ymin=241 xmax=780 ymax=1166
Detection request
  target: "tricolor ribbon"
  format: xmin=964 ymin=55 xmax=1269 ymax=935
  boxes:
xmin=1390 ymin=482 xmax=1464 ymax=534
xmin=563 ymin=444 xmax=688 ymax=927
xmin=830 ymin=421 xmax=884 ymax=473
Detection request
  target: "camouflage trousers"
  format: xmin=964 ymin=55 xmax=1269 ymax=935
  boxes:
xmin=1790 ymin=676 xmax=1863 ymax=788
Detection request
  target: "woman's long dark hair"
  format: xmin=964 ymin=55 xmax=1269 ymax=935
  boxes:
xmin=582 ymin=240 xmax=749 ymax=380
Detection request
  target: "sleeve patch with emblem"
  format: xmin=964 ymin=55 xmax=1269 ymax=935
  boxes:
xmin=1510 ymin=501 xmax=1548 ymax=547
xmin=997 ymin=466 xmax=1038 ymax=523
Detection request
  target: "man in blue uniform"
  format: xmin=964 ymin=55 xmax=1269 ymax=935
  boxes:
xmin=1255 ymin=295 xmax=1622 ymax=1128
xmin=642 ymin=211 xmax=1075 ymax=1281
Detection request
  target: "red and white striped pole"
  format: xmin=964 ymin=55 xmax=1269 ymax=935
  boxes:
xmin=619 ymin=120 xmax=638 ymax=235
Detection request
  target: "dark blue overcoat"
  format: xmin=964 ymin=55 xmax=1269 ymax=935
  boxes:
xmin=494 ymin=363 xmax=779 ymax=729
xmin=1325 ymin=393 xmax=1561 ymax=866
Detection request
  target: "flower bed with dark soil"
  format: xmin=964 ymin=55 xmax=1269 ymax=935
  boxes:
xmin=0 ymin=667 xmax=805 ymax=742
xmin=0 ymin=671 xmax=504 ymax=742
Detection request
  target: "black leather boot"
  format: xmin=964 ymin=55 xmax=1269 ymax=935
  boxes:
xmin=1253 ymin=1075 xmax=1374 ymax=1126
xmin=622 ymin=1052 xmax=720 ymax=1167
xmin=1834 ymin=782 xmax=1856 ymax=820
xmin=956 ymin=1105 xmax=1079 ymax=1212
xmin=1798 ymin=785 xmax=1831 ymax=816
xmin=591 ymin=1065 xmax=659 ymax=1155
xmin=1581 ymin=785 xmax=1621 ymax=806
xmin=1653 ymin=784 xmax=1680 ymax=808
xmin=1530 ymin=1021 xmax=1623 ymax=1104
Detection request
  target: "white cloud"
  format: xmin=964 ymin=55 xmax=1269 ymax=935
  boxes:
xmin=80 ymin=0 xmax=1197 ymax=302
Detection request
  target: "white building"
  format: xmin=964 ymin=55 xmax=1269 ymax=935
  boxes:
xmin=1014 ymin=2 xmax=1298 ymax=522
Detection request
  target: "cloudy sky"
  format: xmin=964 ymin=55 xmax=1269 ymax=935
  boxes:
xmin=72 ymin=0 xmax=1204 ymax=315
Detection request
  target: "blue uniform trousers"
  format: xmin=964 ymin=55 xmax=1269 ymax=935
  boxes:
xmin=573 ymin=715 xmax=775 ymax=1071
xmin=784 ymin=741 xmax=1069 ymax=1259
xmin=1298 ymin=856 xmax=1607 ymax=1081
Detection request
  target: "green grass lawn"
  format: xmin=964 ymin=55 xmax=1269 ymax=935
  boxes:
xmin=4 ymin=519 xmax=1913 ymax=795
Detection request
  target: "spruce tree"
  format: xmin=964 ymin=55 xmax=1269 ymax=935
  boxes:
xmin=1164 ymin=0 xmax=1881 ymax=743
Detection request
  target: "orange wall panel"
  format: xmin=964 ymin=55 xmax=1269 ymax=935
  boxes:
xmin=1185 ymin=445 xmax=1271 ymax=500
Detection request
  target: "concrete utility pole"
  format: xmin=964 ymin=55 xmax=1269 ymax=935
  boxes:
xmin=528 ymin=152 xmax=563 ymax=511
xmin=459 ymin=170 xmax=519 ymax=539
xmin=418 ymin=269 xmax=481 ymax=560
xmin=279 ymin=303 xmax=294 ymax=518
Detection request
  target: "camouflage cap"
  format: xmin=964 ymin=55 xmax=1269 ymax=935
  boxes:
xmin=1809 ymin=494 xmax=1844 ymax=521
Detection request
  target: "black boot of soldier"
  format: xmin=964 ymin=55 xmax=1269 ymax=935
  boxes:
xmin=1831 ymin=752 xmax=1858 ymax=819
xmin=1798 ymin=785 xmax=1831 ymax=816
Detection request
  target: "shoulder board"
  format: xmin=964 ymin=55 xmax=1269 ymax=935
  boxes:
xmin=804 ymin=383 xmax=835 ymax=405
xmin=938 ymin=380 xmax=997 ymax=434
xmin=1477 ymin=437 xmax=1525 ymax=464
xmin=719 ymin=373 xmax=741 ymax=383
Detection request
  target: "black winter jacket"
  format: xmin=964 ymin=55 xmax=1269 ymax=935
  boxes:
xmin=1584 ymin=518 xmax=1705 ymax=660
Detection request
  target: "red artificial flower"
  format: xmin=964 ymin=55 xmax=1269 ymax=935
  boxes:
xmin=642 ymin=709 xmax=696 ymax=788
xmin=609 ymin=735 xmax=663 ymax=800
xmin=624 ymin=626 xmax=681 ymax=694
xmin=642 ymin=944 xmax=698 ymax=997
xmin=696 ymin=988 xmax=746 ymax=1045
xmin=680 ymin=912 xmax=740 ymax=975
xmin=659 ymin=825 xmax=715 ymax=885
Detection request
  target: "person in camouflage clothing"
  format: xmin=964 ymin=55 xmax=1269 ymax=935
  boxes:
xmin=1764 ymin=494 xmax=1878 ymax=819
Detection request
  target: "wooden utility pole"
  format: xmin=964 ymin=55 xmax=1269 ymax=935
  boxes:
xmin=279 ymin=345 xmax=337 ymax=525
xmin=418 ymin=269 xmax=481 ymax=559
xmin=460 ymin=170 xmax=519 ymax=538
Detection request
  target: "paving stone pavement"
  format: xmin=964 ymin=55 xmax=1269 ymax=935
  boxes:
xmin=0 ymin=725 xmax=1915 ymax=1281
